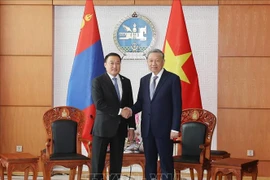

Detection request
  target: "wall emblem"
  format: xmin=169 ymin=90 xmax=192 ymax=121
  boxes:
xmin=114 ymin=12 xmax=156 ymax=59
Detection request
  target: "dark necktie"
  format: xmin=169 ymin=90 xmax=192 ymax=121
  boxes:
xmin=150 ymin=76 xmax=158 ymax=100
xmin=112 ymin=77 xmax=120 ymax=101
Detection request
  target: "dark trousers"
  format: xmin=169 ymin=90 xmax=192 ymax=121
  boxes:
xmin=143 ymin=132 xmax=174 ymax=180
xmin=90 ymin=134 xmax=125 ymax=180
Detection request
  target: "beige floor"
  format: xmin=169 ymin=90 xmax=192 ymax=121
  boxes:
xmin=2 ymin=175 xmax=150 ymax=180
xmin=3 ymin=175 xmax=192 ymax=180
xmin=3 ymin=171 xmax=192 ymax=180
xmin=3 ymin=174 xmax=87 ymax=180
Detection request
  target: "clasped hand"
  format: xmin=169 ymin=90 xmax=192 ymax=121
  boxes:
xmin=121 ymin=107 xmax=132 ymax=119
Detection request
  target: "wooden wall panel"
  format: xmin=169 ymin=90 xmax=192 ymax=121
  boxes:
xmin=0 ymin=5 xmax=52 ymax=55
xmin=2 ymin=0 xmax=269 ymax=5
xmin=218 ymin=4 xmax=270 ymax=176
xmin=258 ymin=161 xmax=270 ymax=177
xmin=0 ymin=106 xmax=50 ymax=170
xmin=217 ymin=109 xmax=270 ymax=159
xmin=0 ymin=107 xmax=49 ymax=154
xmin=219 ymin=5 xmax=270 ymax=56
xmin=219 ymin=0 xmax=270 ymax=4
xmin=0 ymin=0 xmax=52 ymax=5
xmin=0 ymin=56 xmax=52 ymax=106
xmin=218 ymin=57 xmax=270 ymax=108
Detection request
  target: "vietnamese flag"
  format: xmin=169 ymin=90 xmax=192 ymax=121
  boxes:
xmin=67 ymin=0 xmax=105 ymax=149
xmin=163 ymin=0 xmax=202 ymax=109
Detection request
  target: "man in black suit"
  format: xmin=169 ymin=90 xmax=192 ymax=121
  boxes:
xmin=126 ymin=49 xmax=182 ymax=180
xmin=90 ymin=52 xmax=135 ymax=180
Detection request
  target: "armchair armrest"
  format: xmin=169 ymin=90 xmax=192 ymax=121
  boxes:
xmin=45 ymin=138 xmax=52 ymax=158
xmin=173 ymin=137 xmax=182 ymax=156
xmin=41 ymin=138 xmax=52 ymax=161
xmin=173 ymin=136 xmax=182 ymax=144
xmin=199 ymin=142 xmax=211 ymax=163
xmin=80 ymin=138 xmax=92 ymax=157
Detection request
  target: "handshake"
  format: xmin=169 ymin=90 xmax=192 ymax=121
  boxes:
xmin=120 ymin=107 xmax=132 ymax=119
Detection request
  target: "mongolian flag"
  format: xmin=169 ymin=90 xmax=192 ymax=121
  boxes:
xmin=67 ymin=0 xmax=105 ymax=148
xmin=163 ymin=0 xmax=202 ymax=109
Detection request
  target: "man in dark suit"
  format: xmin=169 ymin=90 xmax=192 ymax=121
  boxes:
xmin=90 ymin=52 xmax=135 ymax=180
xmin=126 ymin=49 xmax=182 ymax=180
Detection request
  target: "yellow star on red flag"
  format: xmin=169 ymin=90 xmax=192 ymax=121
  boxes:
xmin=164 ymin=41 xmax=191 ymax=84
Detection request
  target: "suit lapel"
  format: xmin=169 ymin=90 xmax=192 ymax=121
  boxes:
xmin=152 ymin=70 xmax=169 ymax=100
xmin=146 ymin=74 xmax=152 ymax=100
xmin=104 ymin=73 xmax=119 ymax=101
xmin=119 ymin=75 xmax=126 ymax=102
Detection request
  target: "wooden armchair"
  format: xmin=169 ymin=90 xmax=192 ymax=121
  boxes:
xmin=173 ymin=108 xmax=216 ymax=180
xmin=40 ymin=106 xmax=91 ymax=180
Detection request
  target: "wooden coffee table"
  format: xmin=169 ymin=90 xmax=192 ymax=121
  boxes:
xmin=0 ymin=153 xmax=39 ymax=180
xmin=211 ymin=158 xmax=258 ymax=180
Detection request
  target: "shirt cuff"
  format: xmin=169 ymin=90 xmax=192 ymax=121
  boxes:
xmin=118 ymin=108 xmax=122 ymax=115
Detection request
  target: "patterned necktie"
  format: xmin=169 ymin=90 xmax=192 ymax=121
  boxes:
xmin=112 ymin=77 xmax=120 ymax=101
xmin=150 ymin=76 xmax=158 ymax=100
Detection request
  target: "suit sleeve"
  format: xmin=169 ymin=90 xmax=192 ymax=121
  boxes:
xmin=131 ymin=78 xmax=143 ymax=114
xmin=91 ymin=78 xmax=119 ymax=116
xmin=171 ymin=75 xmax=182 ymax=132
xmin=126 ymin=80 xmax=136 ymax=129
